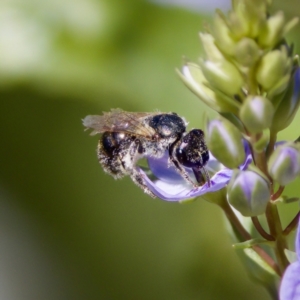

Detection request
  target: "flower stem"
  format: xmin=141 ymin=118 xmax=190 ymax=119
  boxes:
xmin=251 ymin=133 xmax=272 ymax=181
xmin=271 ymin=186 xmax=285 ymax=201
xmin=219 ymin=200 xmax=281 ymax=276
xmin=250 ymin=133 xmax=287 ymax=274
xmin=265 ymin=203 xmax=289 ymax=273
xmin=251 ymin=216 xmax=274 ymax=241
xmin=283 ymin=211 xmax=300 ymax=236
xmin=266 ymin=131 xmax=277 ymax=159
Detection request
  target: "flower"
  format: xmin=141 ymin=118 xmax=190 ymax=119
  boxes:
xmin=137 ymin=142 xmax=252 ymax=201
xmin=279 ymin=217 xmax=300 ymax=300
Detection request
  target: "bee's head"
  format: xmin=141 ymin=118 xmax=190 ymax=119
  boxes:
xmin=175 ymin=129 xmax=209 ymax=169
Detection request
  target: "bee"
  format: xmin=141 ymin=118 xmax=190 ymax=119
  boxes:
xmin=83 ymin=109 xmax=210 ymax=198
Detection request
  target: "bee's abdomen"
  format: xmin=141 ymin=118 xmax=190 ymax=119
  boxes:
xmin=98 ymin=132 xmax=136 ymax=178
xmin=101 ymin=132 xmax=123 ymax=157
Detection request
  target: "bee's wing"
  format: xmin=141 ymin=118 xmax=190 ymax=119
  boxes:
xmin=83 ymin=109 xmax=157 ymax=137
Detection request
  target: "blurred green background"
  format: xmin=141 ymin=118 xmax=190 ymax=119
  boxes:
xmin=0 ymin=0 xmax=299 ymax=299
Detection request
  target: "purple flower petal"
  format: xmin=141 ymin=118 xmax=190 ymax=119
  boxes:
xmin=280 ymin=217 xmax=300 ymax=300
xmin=139 ymin=165 xmax=233 ymax=201
xmin=139 ymin=140 xmax=252 ymax=201
xmin=280 ymin=262 xmax=300 ymax=300
xmin=297 ymin=219 xmax=300 ymax=261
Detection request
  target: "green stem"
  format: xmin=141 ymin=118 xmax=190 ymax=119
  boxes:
xmin=271 ymin=186 xmax=285 ymax=201
xmin=265 ymin=203 xmax=289 ymax=274
xmin=283 ymin=211 xmax=300 ymax=236
xmin=250 ymin=133 xmax=288 ymax=274
xmin=251 ymin=216 xmax=274 ymax=241
xmin=252 ymin=146 xmax=271 ymax=181
xmin=266 ymin=131 xmax=277 ymax=159
xmin=265 ymin=283 xmax=279 ymax=300
xmin=219 ymin=200 xmax=280 ymax=276
xmin=220 ymin=201 xmax=251 ymax=241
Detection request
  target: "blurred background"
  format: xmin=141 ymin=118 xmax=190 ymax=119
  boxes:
xmin=0 ymin=0 xmax=299 ymax=299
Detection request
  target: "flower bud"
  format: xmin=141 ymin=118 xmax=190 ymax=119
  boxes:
xmin=206 ymin=118 xmax=245 ymax=169
xmin=198 ymin=33 xmax=244 ymax=97
xmin=227 ymin=170 xmax=270 ymax=216
xmin=213 ymin=10 xmax=237 ymax=56
xmin=178 ymin=63 xmax=240 ymax=114
xmin=200 ymin=58 xmax=244 ymax=96
xmin=234 ymin=38 xmax=261 ymax=67
xmin=229 ymin=0 xmax=267 ymax=39
xmin=258 ymin=11 xmax=285 ymax=48
xmin=267 ymin=73 xmax=291 ymax=99
xmin=271 ymin=67 xmax=300 ymax=133
xmin=239 ymin=95 xmax=274 ymax=133
xmin=256 ymin=48 xmax=292 ymax=92
xmin=199 ymin=33 xmax=224 ymax=62
xmin=268 ymin=142 xmax=300 ymax=186
xmin=227 ymin=11 xmax=248 ymax=40
xmin=283 ymin=17 xmax=299 ymax=36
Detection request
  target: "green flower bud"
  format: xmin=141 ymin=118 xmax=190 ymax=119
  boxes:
xmin=199 ymin=33 xmax=244 ymax=96
xmin=283 ymin=17 xmax=299 ymax=36
xmin=199 ymin=33 xmax=224 ymax=62
xmin=257 ymin=11 xmax=285 ymax=48
xmin=227 ymin=10 xmax=249 ymax=40
xmin=256 ymin=48 xmax=292 ymax=92
xmin=234 ymin=38 xmax=261 ymax=67
xmin=230 ymin=0 xmax=267 ymax=39
xmin=200 ymin=58 xmax=244 ymax=97
xmin=213 ymin=10 xmax=237 ymax=56
xmin=178 ymin=63 xmax=240 ymax=114
xmin=268 ymin=142 xmax=300 ymax=186
xmin=228 ymin=169 xmax=271 ymax=217
xmin=239 ymin=95 xmax=274 ymax=133
xmin=270 ymin=67 xmax=300 ymax=133
xmin=206 ymin=118 xmax=245 ymax=169
xmin=267 ymin=73 xmax=291 ymax=99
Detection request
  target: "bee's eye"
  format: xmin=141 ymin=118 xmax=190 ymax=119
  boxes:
xmin=176 ymin=144 xmax=199 ymax=168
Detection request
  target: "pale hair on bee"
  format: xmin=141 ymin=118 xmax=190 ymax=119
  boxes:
xmin=83 ymin=109 xmax=210 ymax=198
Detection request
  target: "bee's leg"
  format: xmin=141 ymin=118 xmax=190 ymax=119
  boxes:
xmin=98 ymin=133 xmax=156 ymax=197
xmin=129 ymin=168 xmax=156 ymax=198
xmin=193 ymin=167 xmax=211 ymax=187
xmin=169 ymin=144 xmax=198 ymax=187
xmin=171 ymin=158 xmax=198 ymax=187
xmin=122 ymin=140 xmax=156 ymax=198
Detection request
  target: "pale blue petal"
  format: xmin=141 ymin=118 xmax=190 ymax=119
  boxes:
xmin=280 ymin=262 xmax=300 ymax=300
xmin=140 ymin=149 xmax=252 ymax=201
xmin=280 ymin=218 xmax=300 ymax=300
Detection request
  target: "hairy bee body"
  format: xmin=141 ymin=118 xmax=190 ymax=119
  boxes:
xmin=83 ymin=109 xmax=210 ymax=197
